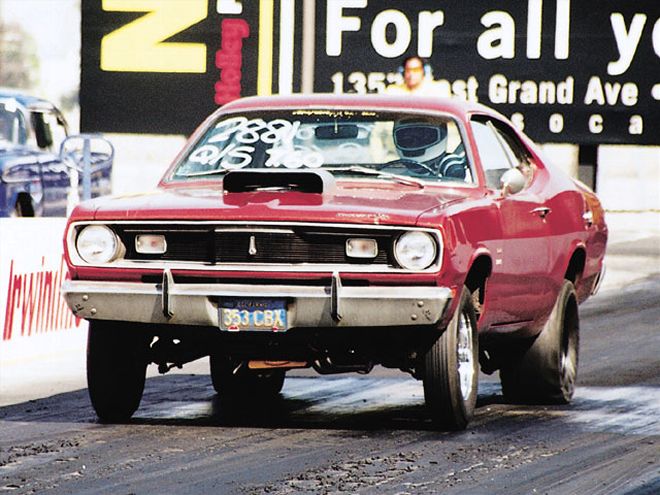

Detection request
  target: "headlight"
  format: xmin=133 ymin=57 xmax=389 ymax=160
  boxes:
xmin=394 ymin=231 xmax=437 ymax=270
xmin=76 ymin=225 xmax=120 ymax=264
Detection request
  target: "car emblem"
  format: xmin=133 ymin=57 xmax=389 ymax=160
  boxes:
xmin=248 ymin=235 xmax=257 ymax=255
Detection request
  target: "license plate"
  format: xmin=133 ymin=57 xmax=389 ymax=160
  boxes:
xmin=219 ymin=299 xmax=288 ymax=332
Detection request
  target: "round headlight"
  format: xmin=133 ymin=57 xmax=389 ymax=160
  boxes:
xmin=394 ymin=231 xmax=437 ymax=270
xmin=76 ymin=225 xmax=120 ymax=264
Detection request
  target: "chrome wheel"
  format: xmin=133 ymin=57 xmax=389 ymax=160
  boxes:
xmin=457 ymin=312 xmax=475 ymax=400
xmin=422 ymin=286 xmax=478 ymax=430
xmin=559 ymin=309 xmax=579 ymax=397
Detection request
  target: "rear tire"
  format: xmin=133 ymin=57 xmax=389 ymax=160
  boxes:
xmin=87 ymin=320 xmax=151 ymax=422
xmin=500 ymin=280 xmax=579 ymax=404
xmin=421 ymin=286 xmax=479 ymax=430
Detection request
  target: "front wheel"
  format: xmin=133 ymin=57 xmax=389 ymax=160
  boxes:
xmin=421 ymin=286 xmax=479 ymax=430
xmin=87 ymin=320 xmax=151 ymax=422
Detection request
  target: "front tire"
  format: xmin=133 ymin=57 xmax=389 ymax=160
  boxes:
xmin=500 ymin=280 xmax=579 ymax=404
xmin=87 ymin=320 xmax=151 ymax=422
xmin=421 ymin=286 xmax=479 ymax=430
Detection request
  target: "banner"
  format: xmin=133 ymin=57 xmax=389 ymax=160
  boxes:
xmin=81 ymin=0 xmax=660 ymax=145
xmin=0 ymin=219 xmax=86 ymax=343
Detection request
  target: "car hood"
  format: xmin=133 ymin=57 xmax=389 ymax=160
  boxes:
xmin=81 ymin=181 xmax=476 ymax=226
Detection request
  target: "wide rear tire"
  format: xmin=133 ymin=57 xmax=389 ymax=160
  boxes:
xmin=87 ymin=320 xmax=151 ymax=422
xmin=421 ymin=286 xmax=479 ymax=430
xmin=500 ymin=280 xmax=579 ymax=404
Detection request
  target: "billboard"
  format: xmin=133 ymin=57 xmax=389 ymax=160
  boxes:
xmin=81 ymin=0 xmax=660 ymax=145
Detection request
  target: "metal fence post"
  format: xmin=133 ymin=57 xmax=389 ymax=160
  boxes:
xmin=82 ymin=136 xmax=92 ymax=201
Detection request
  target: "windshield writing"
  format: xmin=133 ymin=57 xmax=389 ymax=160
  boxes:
xmin=173 ymin=111 xmax=472 ymax=184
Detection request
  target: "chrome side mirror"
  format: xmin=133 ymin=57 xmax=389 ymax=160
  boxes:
xmin=500 ymin=168 xmax=526 ymax=196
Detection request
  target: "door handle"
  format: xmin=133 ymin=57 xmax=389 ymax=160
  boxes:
xmin=530 ymin=206 xmax=552 ymax=219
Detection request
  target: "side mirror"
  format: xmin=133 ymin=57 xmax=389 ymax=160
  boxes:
xmin=59 ymin=134 xmax=115 ymax=209
xmin=59 ymin=134 xmax=115 ymax=170
xmin=500 ymin=168 xmax=526 ymax=196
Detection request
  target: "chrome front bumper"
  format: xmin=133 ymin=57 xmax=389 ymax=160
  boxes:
xmin=61 ymin=271 xmax=452 ymax=328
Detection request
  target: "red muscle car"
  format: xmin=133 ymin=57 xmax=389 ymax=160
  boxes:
xmin=62 ymin=95 xmax=607 ymax=429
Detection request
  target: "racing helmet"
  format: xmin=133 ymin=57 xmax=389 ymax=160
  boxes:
xmin=393 ymin=119 xmax=447 ymax=164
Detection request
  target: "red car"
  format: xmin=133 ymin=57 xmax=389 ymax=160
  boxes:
xmin=62 ymin=95 xmax=607 ymax=429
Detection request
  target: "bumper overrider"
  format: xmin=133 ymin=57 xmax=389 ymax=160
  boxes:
xmin=62 ymin=270 xmax=453 ymax=329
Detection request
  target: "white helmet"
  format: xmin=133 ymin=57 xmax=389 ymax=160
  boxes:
xmin=393 ymin=120 xmax=447 ymax=163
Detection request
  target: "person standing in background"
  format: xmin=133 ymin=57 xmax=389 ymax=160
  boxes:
xmin=385 ymin=56 xmax=450 ymax=96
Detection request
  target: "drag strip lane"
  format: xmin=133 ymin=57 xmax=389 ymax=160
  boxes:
xmin=0 ymin=279 xmax=658 ymax=494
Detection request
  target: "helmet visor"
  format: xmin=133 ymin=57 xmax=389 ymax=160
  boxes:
xmin=394 ymin=124 xmax=446 ymax=152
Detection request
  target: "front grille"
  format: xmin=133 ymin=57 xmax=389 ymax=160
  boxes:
xmin=116 ymin=224 xmax=395 ymax=266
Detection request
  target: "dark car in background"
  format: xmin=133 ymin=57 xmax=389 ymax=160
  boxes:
xmin=0 ymin=89 xmax=113 ymax=217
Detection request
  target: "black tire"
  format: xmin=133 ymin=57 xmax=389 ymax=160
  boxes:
xmin=10 ymin=196 xmax=33 ymax=217
xmin=210 ymin=355 xmax=285 ymax=399
xmin=421 ymin=286 xmax=479 ymax=430
xmin=500 ymin=280 xmax=579 ymax=404
xmin=87 ymin=320 xmax=151 ymax=422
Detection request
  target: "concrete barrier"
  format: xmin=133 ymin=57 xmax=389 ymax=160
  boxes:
xmin=0 ymin=218 xmax=88 ymax=405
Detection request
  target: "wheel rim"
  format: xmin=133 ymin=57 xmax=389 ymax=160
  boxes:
xmin=559 ymin=321 xmax=578 ymax=394
xmin=457 ymin=311 xmax=475 ymax=400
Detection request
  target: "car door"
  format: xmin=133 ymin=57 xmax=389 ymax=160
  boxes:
xmin=470 ymin=116 xmax=554 ymax=329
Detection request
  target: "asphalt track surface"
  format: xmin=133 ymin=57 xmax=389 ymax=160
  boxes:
xmin=1 ymin=259 xmax=658 ymax=493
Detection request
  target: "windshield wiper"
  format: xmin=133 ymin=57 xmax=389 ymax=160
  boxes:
xmin=176 ymin=168 xmax=228 ymax=178
xmin=325 ymin=166 xmax=425 ymax=188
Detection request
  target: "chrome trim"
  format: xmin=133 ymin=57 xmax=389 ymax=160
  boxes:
xmin=215 ymin=227 xmax=295 ymax=233
xmin=66 ymin=220 xmax=444 ymax=274
xmin=162 ymin=268 xmax=174 ymax=318
xmin=248 ymin=235 xmax=257 ymax=256
xmin=61 ymin=277 xmax=452 ymax=328
xmin=331 ymin=271 xmax=343 ymax=321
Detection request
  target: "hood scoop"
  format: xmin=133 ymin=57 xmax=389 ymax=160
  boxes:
xmin=223 ymin=169 xmax=336 ymax=195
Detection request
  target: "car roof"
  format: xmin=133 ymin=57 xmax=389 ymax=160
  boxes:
xmin=0 ymin=88 xmax=58 ymax=111
xmin=220 ymin=93 xmax=500 ymax=121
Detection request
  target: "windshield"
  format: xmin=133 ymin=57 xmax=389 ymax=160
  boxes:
xmin=171 ymin=110 xmax=473 ymax=185
xmin=0 ymin=100 xmax=28 ymax=147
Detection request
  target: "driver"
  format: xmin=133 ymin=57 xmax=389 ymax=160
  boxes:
xmin=392 ymin=119 xmax=467 ymax=179
xmin=392 ymin=119 xmax=448 ymax=175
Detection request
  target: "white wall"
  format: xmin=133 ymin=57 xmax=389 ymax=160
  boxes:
xmin=107 ymin=134 xmax=187 ymax=195
xmin=597 ymin=146 xmax=660 ymax=211
xmin=536 ymin=143 xmax=659 ymax=211
xmin=0 ymin=218 xmax=88 ymax=404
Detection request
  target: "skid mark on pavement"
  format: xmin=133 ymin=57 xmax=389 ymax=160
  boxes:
xmin=129 ymin=377 xmax=659 ymax=436
xmin=568 ymin=386 xmax=660 ymax=435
